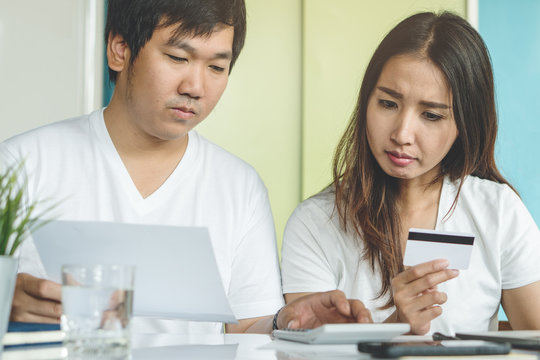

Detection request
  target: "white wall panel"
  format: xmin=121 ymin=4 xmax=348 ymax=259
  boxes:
xmin=0 ymin=0 xmax=104 ymax=141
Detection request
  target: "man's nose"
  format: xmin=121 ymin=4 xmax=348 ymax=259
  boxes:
xmin=178 ymin=65 xmax=205 ymax=100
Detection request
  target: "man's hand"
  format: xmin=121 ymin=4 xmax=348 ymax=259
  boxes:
xmin=10 ymin=273 xmax=62 ymax=323
xmin=391 ymin=259 xmax=458 ymax=335
xmin=278 ymin=290 xmax=372 ymax=329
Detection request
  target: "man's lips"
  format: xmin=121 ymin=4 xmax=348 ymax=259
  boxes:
xmin=171 ymin=106 xmax=196 ymax=120
xmin=386 ymin=151 xmax=416 ymax=166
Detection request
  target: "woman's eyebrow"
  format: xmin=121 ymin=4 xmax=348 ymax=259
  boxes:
xmin=377 ymin=86 xmax=402 ymax=99
xmin=377 ymin=86 xmax=450 ymax=109
xmin=419 ymin=100 xmax=450 ymax=109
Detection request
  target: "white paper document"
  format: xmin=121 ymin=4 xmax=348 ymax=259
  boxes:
xmin=403 ymin=228 xmax=475 ymax=270
xmin=32 ymin=220 xmax=237 ymax=323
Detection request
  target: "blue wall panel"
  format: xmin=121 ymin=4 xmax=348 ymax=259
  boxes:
xmin=479 ymin=0 xmax=540 ymax=225
xmin=479 ymin=0 xmax=540 ymax=323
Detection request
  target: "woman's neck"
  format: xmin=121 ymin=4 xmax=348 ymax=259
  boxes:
xmin=397 ymin=176 xmax=444 ymax=249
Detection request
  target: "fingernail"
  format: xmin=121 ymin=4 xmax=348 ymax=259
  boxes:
xmin=436 ymin=259 xmax=449 ymax=269
xmin=450 ymin=269 xmax=459 ymax=276
xmin=360 ymin=316 xmax=371 ymax=323
xmin=287 ymin=320 xmax=296 ymax=329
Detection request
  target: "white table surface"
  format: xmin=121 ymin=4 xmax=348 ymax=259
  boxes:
xmin=132 ymin=333 xmax=366 ymax=359
xmin=4 ymin=333 xmax=540 ymax=360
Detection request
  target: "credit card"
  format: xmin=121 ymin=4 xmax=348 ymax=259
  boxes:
xmin=403 ymin=228 xmax=475 ymax=270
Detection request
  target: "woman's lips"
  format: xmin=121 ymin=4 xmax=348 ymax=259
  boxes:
xmin=386 ymin=151 xmax=416 ymax=166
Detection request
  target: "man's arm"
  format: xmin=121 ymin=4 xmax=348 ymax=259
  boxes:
xmin=502 ymin=280 xmax=540 ymax=330
xmin=226 ymin=290 xmax=372 ymax=333
xmin=10 ymin=273 xmax=62 ymax=323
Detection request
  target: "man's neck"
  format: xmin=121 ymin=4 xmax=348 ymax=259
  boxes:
xmin=102 ymin=103 xmax=189 ymax=198
xmin=103 ymin=103 xmax=188 ymax=158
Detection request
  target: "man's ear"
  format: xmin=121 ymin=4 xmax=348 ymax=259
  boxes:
xmin=107 ymin=33 xmax=130 ymax=72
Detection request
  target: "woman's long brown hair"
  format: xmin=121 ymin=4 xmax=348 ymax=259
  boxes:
xmin=332 ymin=12 xmax=514 ymax=308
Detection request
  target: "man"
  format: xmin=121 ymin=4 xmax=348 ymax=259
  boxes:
xmin=2 ymin=0 xmax=371 ymax=333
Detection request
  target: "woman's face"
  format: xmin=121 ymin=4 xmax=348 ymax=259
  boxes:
xmin=366 ymin=54 xmax=458 ymax=185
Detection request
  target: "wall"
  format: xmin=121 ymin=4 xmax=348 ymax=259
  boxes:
xmin=478 ymin=0 xmax=540 ymax=224
xmin=2 ymin=1 xmax=536 ymax=255
xmin=195 ymin=0 xmax=302 ymax=251
xmin=201 ymin=1 xmax=468 ymax=248
xmin=302 ymin=0 xmax=467 ymax=199
xmin=478 ymin=0 xmax=540 ymax=322
xmin=0 ymin=0 xmax=302 ymax=251
xmin=0 ymin=0 xmax=104 ymax=139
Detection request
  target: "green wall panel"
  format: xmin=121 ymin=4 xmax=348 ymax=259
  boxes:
xmin=302 ymin=0 xmax=467 ymax=199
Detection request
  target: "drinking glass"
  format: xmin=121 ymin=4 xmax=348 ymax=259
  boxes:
xmin=61 ymin=264 xmax=135 ymax=358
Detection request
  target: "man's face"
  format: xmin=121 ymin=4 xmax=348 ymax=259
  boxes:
xmin=117 ymin=24 xmax=234 ymax=142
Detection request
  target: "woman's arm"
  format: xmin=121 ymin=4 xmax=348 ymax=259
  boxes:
xmin=502 ymin=280 xmax=540 ymax=330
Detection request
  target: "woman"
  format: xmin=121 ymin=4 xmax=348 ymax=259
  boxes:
xmin=281 ymin=12 xmax=540 ymax=335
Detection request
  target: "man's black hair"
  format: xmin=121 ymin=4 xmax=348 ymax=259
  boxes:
xmin=105 ymin=0 xmax=246 ymax=82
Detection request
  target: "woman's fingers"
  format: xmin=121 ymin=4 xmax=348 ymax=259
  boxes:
xmin=398 ymin=290 xmax=448 ymax=315
xmin=393 ymin=260 xmax=459 ymax=298
xmin=391 ymin=260 xmax=460 ymax=335
xmin=396 ymin=259 xmax=450 ymax=284
xmin=408 ymin=306 xmax=443 ymax=335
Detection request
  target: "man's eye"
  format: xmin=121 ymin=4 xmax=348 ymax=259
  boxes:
xmin=423 ymin=111 xmax=443 ymax=121
xmin=167 ymin=55 xmax=187 ymax=63
xmin=210 ymin=65 xmax=226 ymax=73
xmin=379 ymin=99 xmax=397 ymax=109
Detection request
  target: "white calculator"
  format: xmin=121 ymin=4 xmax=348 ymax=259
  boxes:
xmin=272 ymin=323 xmax=410 ymax=344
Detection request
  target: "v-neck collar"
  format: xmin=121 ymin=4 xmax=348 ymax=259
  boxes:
xmin=90 ymin=108 xmax=200 ymax=215
xmin=435 ymin=176 xmax=460 ymax=229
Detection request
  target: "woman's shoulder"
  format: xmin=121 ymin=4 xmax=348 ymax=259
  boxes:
xmin=458 ymin=175 xmax=518 ymax=203
xmin=294 ymin=188 xmax=337 ymax=218
xmin=442 ymin=175 xmax=525 ymax=227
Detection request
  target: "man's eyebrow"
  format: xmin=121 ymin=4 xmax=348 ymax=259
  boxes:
xmin=377 ymin=86 xmax=450 ymax=109
xmin=166 ymin=38 xmax=232 ymax=60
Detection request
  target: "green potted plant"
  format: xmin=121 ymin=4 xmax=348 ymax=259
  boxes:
xmin=0 ymin=163 xmax=49 ymax=352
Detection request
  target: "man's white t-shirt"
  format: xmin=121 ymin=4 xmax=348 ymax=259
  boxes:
xmin=0 ymin=109 xmax=284 ymax=333
xmin=281 ymin=176 xmax=540 ymax=335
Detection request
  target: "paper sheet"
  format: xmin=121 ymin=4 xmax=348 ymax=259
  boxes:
xmin=32 ymin=220 xmax=237 ymax=323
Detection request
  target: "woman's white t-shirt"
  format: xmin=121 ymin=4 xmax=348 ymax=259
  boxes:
xmin=282 ymin=176 xmax=540 ymax=334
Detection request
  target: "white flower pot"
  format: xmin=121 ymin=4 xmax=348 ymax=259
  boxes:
xmin=0 ymin=256 xmax=18 ymax=356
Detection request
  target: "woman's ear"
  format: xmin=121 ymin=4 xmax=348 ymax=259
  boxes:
xmin=106 ymin=33 xmax=130 ymax=72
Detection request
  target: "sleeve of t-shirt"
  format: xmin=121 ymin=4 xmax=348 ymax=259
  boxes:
xmin=499 ymin=185 xmax=540 ymax=289
xmin=0 ymin=142 xmax=48 ymax=278
xmin=226 ymin=177 xmax=284 ymax=320
xmin=281 ymin=200 xmax=337 ymax=295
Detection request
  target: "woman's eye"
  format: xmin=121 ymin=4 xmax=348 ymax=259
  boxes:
xmin=167 ymin=55 xmax=187 ymax=63
xmin=423 ymin=111 xmax=443 ymax=121
xmin=379 ymin=99 xmax=397 ymax=109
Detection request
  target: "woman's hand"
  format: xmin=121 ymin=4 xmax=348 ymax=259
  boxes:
xmin=391 ymin=259 xmax=458 ymax=334
xmin=278 ymin=290 xmax=372 ymax=329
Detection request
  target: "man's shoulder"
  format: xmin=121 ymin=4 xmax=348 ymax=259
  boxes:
xmin=192 ymin=131 xmax=260 ymax=178
xmin=2 ymin=111 xmax=96 ymax=151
